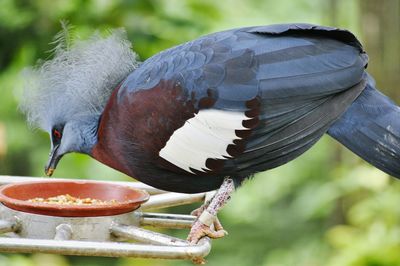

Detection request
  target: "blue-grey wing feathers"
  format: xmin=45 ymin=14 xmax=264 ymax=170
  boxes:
xmin=119 ymin=23 xmax=369 ymax=177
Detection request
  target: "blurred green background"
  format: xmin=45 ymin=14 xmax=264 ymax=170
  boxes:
xmin=1 ymin=0 xmax=400 ymax=265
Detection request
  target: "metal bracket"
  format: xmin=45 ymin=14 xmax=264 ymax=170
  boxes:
xmin=0 ymin=175 xmax=213 ymax=262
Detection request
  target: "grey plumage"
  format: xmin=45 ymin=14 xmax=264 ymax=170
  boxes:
xmin=19 ymin=29 xmax=138 ymax=132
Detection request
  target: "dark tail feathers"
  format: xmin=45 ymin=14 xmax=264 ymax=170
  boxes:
xmin=328 ymin=75 xmax=400 ymax=178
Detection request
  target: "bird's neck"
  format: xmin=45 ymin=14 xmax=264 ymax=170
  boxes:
xmin=77 ymin=115 xmax=101 ymax=155
xmin=90 ymin=86 xmax=133 ymax=174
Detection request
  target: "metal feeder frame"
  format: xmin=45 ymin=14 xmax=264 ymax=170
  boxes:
xmin=0 ymin=175 xmax=214 ymax=262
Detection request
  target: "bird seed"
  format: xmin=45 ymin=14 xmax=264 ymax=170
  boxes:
xmin=27 ymin=194 xmax=118 ymax=205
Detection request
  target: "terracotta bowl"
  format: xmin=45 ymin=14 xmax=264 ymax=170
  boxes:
xmin=0 ymin=181 xmax=149 ymax=217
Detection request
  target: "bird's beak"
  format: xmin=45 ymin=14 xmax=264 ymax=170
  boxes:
xmin=45 ymin=144 xmax=61 ymax=177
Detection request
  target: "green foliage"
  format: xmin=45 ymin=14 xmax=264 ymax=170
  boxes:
xmin=1 ymin=0 xmax=400 ymax=266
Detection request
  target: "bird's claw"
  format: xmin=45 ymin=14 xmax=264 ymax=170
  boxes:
xmin=187 ymin=220 xmax=228 ymax=244
xmin=191 ymin=207 xmax=225 ymax=231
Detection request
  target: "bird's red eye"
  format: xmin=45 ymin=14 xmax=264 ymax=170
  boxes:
xmin=53 ymin=129 xmax=62 ymax=139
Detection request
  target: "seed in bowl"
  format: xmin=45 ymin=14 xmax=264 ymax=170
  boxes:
xmin=27 ymin=194 xmax=119 ymax=205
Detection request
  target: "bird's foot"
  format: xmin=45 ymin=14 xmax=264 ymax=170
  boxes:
xmin=190 ymin=207 xmax=227 ymax=265
xmin=187 ymin=215 xmax=228 ymax=244
xmin=187 ymin=178 xmax=234 ymax=244
xmin=190 ymin=207 xmax=227 ymax=239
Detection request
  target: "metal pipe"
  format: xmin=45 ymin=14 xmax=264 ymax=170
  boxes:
xmin=140 ymin=213 xmax=194 ymax=229
xmin=0 ymin=237 xmax=211 ymax=260
xmin=0 ymin=219 xmax=19 ymax=234
xmin=54 ymin=224 xmax=73 ymax=240
xmin=0 ymin=175 xmax=166 ymax=195
xmin=111 ymin=224 xmax=188 ymax=246
xmin=141 ymin=192 xmax=205 ymax=210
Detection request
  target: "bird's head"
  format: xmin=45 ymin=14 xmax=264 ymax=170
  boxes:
xmin=45 ymin=116 xmax=99 ymax=176
xmin=18 ymin=27 xmax=139 ymax=176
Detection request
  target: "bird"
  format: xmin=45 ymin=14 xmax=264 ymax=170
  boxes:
xmin=20 ymin=23 xmax=400 ymax=244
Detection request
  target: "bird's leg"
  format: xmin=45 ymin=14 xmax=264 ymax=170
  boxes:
xmin=191 ymin=194 xmax=225 ymax=233
xmin=187 ymin=177 xmax=235 ymax=244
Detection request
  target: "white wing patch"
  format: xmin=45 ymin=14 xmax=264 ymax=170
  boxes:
xmin=159 ymin=109 xmax=251 ymax=174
